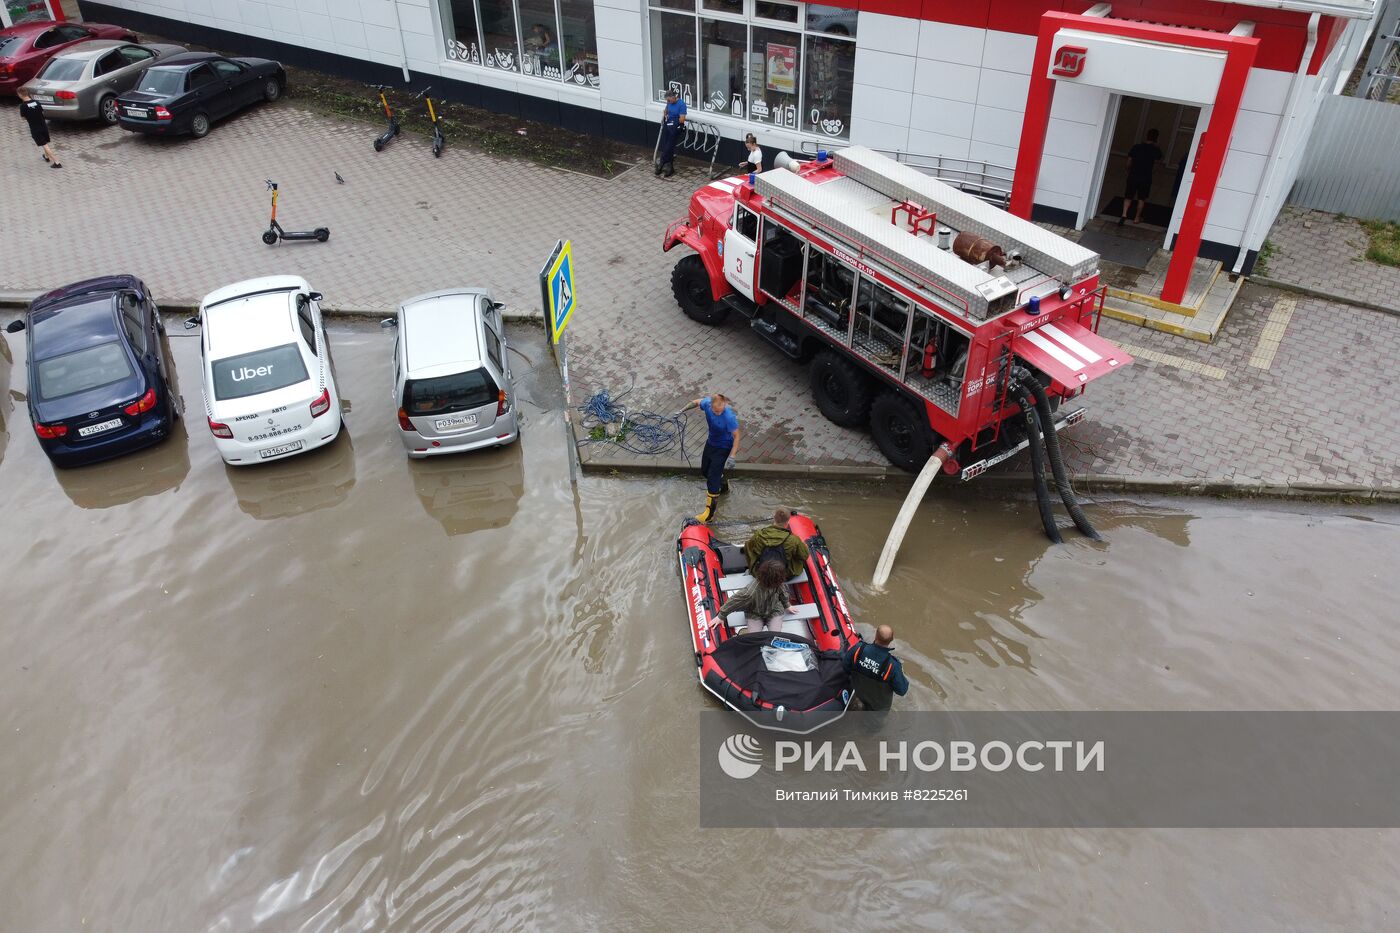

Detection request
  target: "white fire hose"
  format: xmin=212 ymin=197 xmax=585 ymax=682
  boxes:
xmin=872 ymin=442 xmax=955 ymax=588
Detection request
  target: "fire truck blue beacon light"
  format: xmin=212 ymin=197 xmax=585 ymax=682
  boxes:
xmin=1029 ymin=296 xmax=1041 ymax=314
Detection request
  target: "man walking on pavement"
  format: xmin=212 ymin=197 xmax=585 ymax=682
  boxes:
xmin=677 ymin=393 xmax=740 ymax=522
xmin=17 ymin=88 xmax=61 ymax=169
xmin=656 ymin=88 xmax=687 ymax=177
xmin=841 ymin=624 xmax=910 ymax=712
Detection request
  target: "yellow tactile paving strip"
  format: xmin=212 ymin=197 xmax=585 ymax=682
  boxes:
xmin=1117 ymin=343 xmax=1228 ymax=380
xmin=1248 ymin=297 xmax=1296 ymax=370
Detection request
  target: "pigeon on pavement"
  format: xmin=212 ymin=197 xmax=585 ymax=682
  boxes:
xmin=335 ymin=171 xmax=345 ymax=184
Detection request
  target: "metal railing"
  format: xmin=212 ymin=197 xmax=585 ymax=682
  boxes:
xmin=798 ymin=142 xmax=1015 ymax=208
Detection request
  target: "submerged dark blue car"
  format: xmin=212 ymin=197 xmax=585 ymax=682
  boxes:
xmin=7 ymin=276 xmax=179 ymax=467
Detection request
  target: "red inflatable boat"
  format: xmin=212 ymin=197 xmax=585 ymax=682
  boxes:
xmin=677 ymin=512 xmax=859 ymax=733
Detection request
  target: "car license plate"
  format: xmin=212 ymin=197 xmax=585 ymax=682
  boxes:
xmin=33 ymin=94 xmax=52 ymax=103
xmin=126 ymin=107 xmax=149 ymax=118
xmin=259 ymin=440 xmax=303 ymax=459
xmin=435 ymin=413 xmax=478 ymax=431
xmin=78 ymin=418 xmax=123 ymax=437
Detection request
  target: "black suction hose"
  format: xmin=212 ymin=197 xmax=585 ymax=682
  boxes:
xmin=1018 ymin=370 xmax=1102 ymax=541
xmin=1009 ymin=380 xmax=1062 ymax=544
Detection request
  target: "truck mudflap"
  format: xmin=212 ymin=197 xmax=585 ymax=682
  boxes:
xmin=1013 ymin=320 xmax=1131 ymax=394
xmin=960 ymin=407 xmax=1085 ymax=481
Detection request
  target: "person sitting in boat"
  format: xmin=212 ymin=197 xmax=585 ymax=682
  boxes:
xmin=841 ymin=625 xmax=910 ymax=711
xmin=718 ymin=559 xmax=790 ymax=634
xmin=742 ymin=508 xmax=810 ymax=579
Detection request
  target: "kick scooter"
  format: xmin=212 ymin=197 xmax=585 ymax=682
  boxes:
xmin=372 ymin=84 xmax=401 ymax=152
xmin=261 ymin=180 xmax=329 ymax=245
xmin=418 ymin=86 xmax=445 ymax=157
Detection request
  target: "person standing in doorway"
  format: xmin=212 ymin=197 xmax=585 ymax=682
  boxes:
xmin=656 ymin=88 xmax=687 ymax=178
xmin=1120 ymin=128 xmax=1162 ymax=225
xmin=16 ymin=88 xmax=61 ymax=169
xmin=677 ymin=393 xmax=741 ymax=522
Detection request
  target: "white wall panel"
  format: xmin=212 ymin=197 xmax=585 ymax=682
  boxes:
xmin=857 ymin=11 xmax=921 ymax=58
xmin=918 ymin=22 xmax=985 ymax=68
xmin=913 ymin=58 xmax=980 ymax=104
xmin=969 ymin=139 xmax=1017 ymax=168
xmin=852 ymin=83 xmax=912 ymax=128
xmin=855 ymin=47 xmax=918 ymax=92
xmin=1048 ymin=80 xmax=1108 ymax=126
xmin=976 ymin=67 xmax=1030 ymax=111
xmin=1037 ymin=153 xmax=1089 ymax=196
xmin=850 ymin=116 xmax=910 ymax=153
xmin=907 ymin=128 xmax=971 ymax=160
xmin=596 ymin=37 xmax=643 ymax=78
xmin=1230 ymin=108 xmax=1281 ymax=155
xmin=981 ymin=30 xmax=1036 ymax=74
xmin=1240 ymin=67 xmax=1292 ymax=115
xmin=972 ymin=104 xmax=1022 ymax=150
xmin=1044 ymin=117 xmax=1098 ymax=162
xmin=910 ymin=95 xmax=975 ymax=139
xmin=1204 ymin=186 xmax=1253 ymax=234
xmin=1218 ymin=148 xmax=1267 ymax=195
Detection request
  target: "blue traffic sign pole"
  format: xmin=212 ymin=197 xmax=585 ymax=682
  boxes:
xmin=541 ymin=240 xmax=580 ymax=486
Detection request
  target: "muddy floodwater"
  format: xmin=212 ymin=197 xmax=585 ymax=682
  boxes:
xmin=2 ymin=321 xmax=1398 ymax=931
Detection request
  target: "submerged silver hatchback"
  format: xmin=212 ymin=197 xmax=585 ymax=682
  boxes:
xmin=387 ymin=288 xmax=519 ymax=458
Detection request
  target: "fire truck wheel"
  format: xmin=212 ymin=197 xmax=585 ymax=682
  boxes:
xmin=870 ymin=392 xmax=935 ymax=473
xmin=671 ymin=256 xmax=729 ymax=325
xmin=809 ymin=350 xmax=873 ymax=428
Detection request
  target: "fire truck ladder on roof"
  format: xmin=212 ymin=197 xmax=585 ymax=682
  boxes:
xmin=800 ymin=142 xmax=1014 ymax=208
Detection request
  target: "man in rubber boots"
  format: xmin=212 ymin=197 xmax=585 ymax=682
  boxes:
xmin=677 ymin=394 xmax=740 ymax=522
xmin=656 ymin=89 xmax=686 ymax=177
xmin=743 ymin=507 xmax=809 ymax=578
xmin=841 ymin=625 xmax=910 ymax=712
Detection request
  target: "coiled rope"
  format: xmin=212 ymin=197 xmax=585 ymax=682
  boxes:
xmin=577 ymin=386 xmax=691 ymax=462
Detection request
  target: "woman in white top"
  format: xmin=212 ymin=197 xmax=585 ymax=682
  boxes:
xmin=737 ymin=133 xmax=763 ymax=175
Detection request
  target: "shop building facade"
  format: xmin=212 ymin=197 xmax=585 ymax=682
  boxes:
xmin=78 ymin=0 xmax=1379 ymax=283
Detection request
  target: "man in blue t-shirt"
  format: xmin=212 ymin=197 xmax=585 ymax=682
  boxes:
xmin=656 ymin=88 xmax=687 ymax=178
xmin=677 ymin=393 xmax=740 ymax=522
xmin=841 ymin=625 xmax=910 ymax=712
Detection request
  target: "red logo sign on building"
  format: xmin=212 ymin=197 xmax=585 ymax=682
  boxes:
xmin=1052 ymin=46 xmax=1088 ymax=78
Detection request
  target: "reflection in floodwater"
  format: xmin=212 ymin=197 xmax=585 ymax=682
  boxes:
xmin=53 ymin=422 xmax=192 ymax=509
xmin=224 ymin=431 xmax=357 ymax=520
xmin=408 ymin=443 xmax=525 ymax=536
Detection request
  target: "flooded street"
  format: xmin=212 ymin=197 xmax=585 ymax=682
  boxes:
xmin=2 ymin=320 xmax=1398 ymax=931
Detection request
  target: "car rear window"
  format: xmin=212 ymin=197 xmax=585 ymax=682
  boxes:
xmin=212 ymin=344 xmax=309 ymax=401
xmin=0 ymin=37 xmax=24 ymax=57
xmin=136 ymin=68 xmax=185 ymax=96
xmin=38 ymin=57 xmax=88 ymax=81
xmin=404 ymin=369 xmax=498 ymax=417
xmin=36 ymin=342 xmax=134 ymax=401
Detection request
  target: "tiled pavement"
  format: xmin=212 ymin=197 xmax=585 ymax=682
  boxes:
xmin=3 ymin=103 xmax=1398 ymax=492
xmin=1261 ymin=206 xmax=1400 ymax=313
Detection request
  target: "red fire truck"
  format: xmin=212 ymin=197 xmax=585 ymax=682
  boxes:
xmin=662 ymin=146 xmax=1132 ymax=478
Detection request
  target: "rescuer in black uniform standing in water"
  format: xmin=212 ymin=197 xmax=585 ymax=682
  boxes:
xmin=842 ymin=624 xmax=910 ymax=711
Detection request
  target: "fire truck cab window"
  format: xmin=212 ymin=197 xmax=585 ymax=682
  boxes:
xmin=734 ymin=205 xmax=759 ymax=240
xmin=758 ymin=223 xmax=804 ymax=304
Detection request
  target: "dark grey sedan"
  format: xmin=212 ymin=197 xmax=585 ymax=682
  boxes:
xmin=19 ymin=39 xmax=185 ymax=125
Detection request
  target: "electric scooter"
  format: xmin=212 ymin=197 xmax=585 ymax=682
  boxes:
xmin=417 ymin=85 xmax=446 ymax=157
xmin=372 ymin=84 xmax=400 ymax=152
xmin=261 ymin=180 xmax=329 ymax=245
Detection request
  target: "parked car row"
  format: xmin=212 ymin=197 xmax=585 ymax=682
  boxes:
xmin=3 ymin=18 xmax=285 ymax=137
xmin=4 ymin=276 xmax=520 ymax=469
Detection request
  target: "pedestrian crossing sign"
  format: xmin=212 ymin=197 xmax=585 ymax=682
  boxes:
xmin=543 ymin=239 xmax=576 ymax=344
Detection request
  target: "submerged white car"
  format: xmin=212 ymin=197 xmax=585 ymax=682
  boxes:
xmin=191 ymin=276 xmax=341 ymax=465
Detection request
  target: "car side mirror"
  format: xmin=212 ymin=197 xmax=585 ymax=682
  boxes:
xmin=308 ymin=292 xmax=323 ymax=302
xmin=183 ymin=316 xmax=200 ymax=330
xmin=5 ymin=319 xmax=25 ymax=333
xmin=490 ymin=301 xmax=505 ymax=313
xmin=379 ymin=317 xmax=397 ymax=328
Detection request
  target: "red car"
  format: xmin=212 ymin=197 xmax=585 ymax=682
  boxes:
xmin=0 ymin=20 xmax=137 ymax=95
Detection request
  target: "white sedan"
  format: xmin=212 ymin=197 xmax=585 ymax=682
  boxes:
xmin=191 ymin=276 xmax=342 ymax=465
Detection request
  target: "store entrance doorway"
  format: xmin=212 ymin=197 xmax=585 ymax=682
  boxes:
xmin=1092 ymin=95 xmax=1201 ymax=244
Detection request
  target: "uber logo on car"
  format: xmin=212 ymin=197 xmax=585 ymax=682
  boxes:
xmin=232 ymin=365 xmax=273 ymax=381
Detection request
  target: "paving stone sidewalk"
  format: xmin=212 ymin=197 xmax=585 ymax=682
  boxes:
xmin=1259 ymin=206 xmax=1400 ymax=313
xmin=3 ymin=103 xmax=1397 ymax=494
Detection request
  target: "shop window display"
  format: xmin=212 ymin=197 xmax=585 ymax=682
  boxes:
xmin=647 ymin=0 xmax=856 ymax=140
